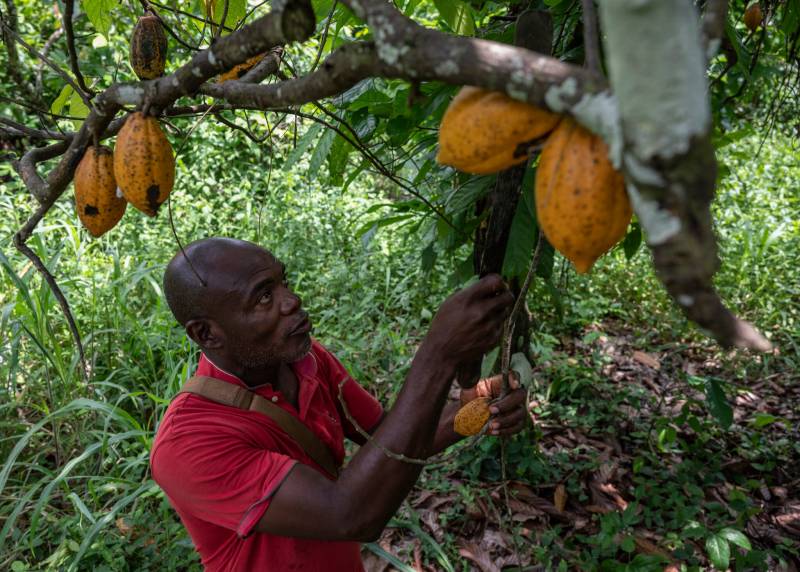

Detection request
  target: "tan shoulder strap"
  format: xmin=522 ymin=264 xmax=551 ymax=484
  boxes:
xmin=179 ymin=376 xmax=339 ymax=478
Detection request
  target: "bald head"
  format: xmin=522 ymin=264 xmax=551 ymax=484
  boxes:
xmin=163 ymin=237 xmax=275 ymax=326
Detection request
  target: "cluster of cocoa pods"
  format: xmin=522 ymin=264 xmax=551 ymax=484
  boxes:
xmin=437 ymin=86 xmax=632 ymax=276
xmin=73 ymin=9 xmax=266 ymax=237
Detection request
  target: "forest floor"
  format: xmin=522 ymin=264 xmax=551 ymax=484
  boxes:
xmin=362 ymin=320 xmax=800 ymax=572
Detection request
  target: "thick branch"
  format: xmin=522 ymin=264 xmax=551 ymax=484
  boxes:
xmin=600 ymin=0 xmax=769 ymax=351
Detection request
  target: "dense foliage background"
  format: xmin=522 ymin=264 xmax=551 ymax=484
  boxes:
xmin=1 ymin=0 xmax=798 ymax=570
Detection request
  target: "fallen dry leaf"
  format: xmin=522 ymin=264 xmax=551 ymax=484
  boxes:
xmin=554 ymin=484 xmax=567 ymax=512
xmin=633 ymin=350 xmax=661 ymax=370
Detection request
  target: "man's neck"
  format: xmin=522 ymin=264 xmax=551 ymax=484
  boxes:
xmin=205 ymin=353 xmax=299 ymax=407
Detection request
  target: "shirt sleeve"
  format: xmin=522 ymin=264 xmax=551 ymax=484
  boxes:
xmin=314 ymin=342 xmax=384 ymax=442
xmin=151 ymin=420 xmax=297 ymax=539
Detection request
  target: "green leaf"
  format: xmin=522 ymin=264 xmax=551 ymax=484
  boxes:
xmin=705 ymin=377 xmax=733 ymax=430
xmin=69 ymin=89 xmax=90 ymax=130
xmin=510 ymin=353 xmax=533 ymax=388
xmin=51 ymin=84 xmax=73 ymax=116
xmin=327 ymin=135 xmax=353 ymax=187
xmin=82 ymin=0 xmax=116 ymax=37
xmin=620 ymin=535 xmax=636 ymax=553
xmin=433 ymin=0 xmax=475 ymax=35
xmin=719 ymin=528 xmax=751 ymax=551
xmin=283 ymin=123 xmax=322 ymax=171
xmin=623 ymin=223 xmax=642 ymax=260
xmin=213 ymin=0 xmax=247 ymax=33
xmin=752 ymin=412 xmax=779 ymax=428
xmin=502 ymin=174 xmax=539 ymax=279
xmin=705 ymin=534 xmax=731 ymax=570
xmin=309 ymin=128 xmax=336 ymax=174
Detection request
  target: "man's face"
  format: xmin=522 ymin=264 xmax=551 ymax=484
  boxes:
xmin=212 ymin=246 xmax=312 ymax=369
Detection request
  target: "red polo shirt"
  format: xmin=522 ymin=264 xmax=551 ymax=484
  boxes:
xmin=150 ymin=340 xmax=384 ymax=572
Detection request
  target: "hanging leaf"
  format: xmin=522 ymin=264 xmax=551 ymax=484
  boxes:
xmin=212 ymin=0 xmax=247 ymax=33
xmin=327 ymin=135 xmax=353 ymax=187
xmin=51 ymin=85 xmax=74 ymax=116
xmin=433 ymin=0 xmax=475 ymax=36
xmin=502 ymin=168 xmax=539 ymax=279
xmin=283 ymin=123 xmax=322 ymax=171
xmin=82 ymin=0 xmax=116 ymax=38
xmin=309 ymin=128 xmax=336 ymax=174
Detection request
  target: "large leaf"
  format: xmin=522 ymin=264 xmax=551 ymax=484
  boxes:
xmin=433 ymin=0 xmax=475 ymax=35
xmin=213 ymin=0 xmax=247 ymax=32
xmin=82 ymin=0 xmax=116 ymax=37
xmin=309 ymin=128 xmax=336 ymax=174
xmin=283 ymin=123 xmax=322 ymax=171
xmin=718 ymin=528 xmax=751 ymax=551
xmin=51 ymin=85 xmax=73 ymax=116
xmin=705 ymin=534 xmax=731 ymax=571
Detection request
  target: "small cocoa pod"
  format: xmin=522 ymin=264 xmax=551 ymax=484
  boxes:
xmin=113 ymin=112 xmax=175 ymax=217
xmin=744 ymin=3 xmax=763 ymax=32
xmin=130 ymin=12 xmax=167 ymax=80
xmin=453 ymin=397 xmax=491 ymax=437
xmin=74 ymin=145 xmax=127 ymax=237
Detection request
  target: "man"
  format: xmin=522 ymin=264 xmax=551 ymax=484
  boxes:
xmin=151 ymin=237 xmax=527 ymax=571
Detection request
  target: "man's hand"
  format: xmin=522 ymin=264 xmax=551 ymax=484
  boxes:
xmin=422 ymin=274 xmax=515 ymax=379
xmin=460 ymin=372 xmax=527 ymax=437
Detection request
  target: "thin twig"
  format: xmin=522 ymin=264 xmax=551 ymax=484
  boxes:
xmin=215 ymin=0 xmax=230 ymax=42
xmin=500 ymin=230 xmax=544 ymax=394
xmin=581 ymin=0 xmax=601 ymax=75
xmin=0 ymin=18 xmax=92 ymax=109
xmin=310 ymin=0 xmax=338 ymax=73
xmin=63 ymin=0 xmax=93 ymax=97
xmin=336 ymin=377 xmax=485 ymax=466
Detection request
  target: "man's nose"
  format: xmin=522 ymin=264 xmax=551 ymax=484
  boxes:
xmin=280 ymin=290 xmax=302 ymax=314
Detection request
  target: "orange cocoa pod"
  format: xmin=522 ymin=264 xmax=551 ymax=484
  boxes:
xmin=113 ymin=112 xmax=175 ymax=217
xmin=74 ymin=145 xmax=127 ymax=237
xmin=437 ymin=86 xmax=562 ymax=175
xmin=453 ymin=397 xmax=491 ymax=437
xmin=534 ymin=117 xmax=631 ymax=274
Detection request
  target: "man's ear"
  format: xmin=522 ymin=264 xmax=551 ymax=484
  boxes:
xmin=185 ymin=319 xmax=224 ymax=350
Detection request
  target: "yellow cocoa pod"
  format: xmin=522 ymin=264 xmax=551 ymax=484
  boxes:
xmin=437 ymin=86 xmax=562 ymax=175
xmin=744 ymin=3 xmax=763 ymax=32
xmin=453 ymin=397 xmax=491 ymax=437
xmin=113 ymin=112 xmax=175 ymax=217
xmin=217 ymin=53 xmax=265 ymax=83
xmin=130 ymin=12 xmax=167 ymax=80
xmin=534 ymin=117 xmax=631 ymax=274
xmin=74 ymin=145 xmax=127 ymax=237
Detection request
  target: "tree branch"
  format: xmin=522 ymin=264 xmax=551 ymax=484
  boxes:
xmin=581 ymin=0 xmax=602 ymax=75
xmin=599 ymin=0 xmax=769 ymax=352
xmin=63 ymin=0 xmax=93 ymax=97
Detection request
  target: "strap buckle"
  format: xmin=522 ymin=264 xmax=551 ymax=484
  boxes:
xmin=232 ymin=387 xmax=255 ymax=410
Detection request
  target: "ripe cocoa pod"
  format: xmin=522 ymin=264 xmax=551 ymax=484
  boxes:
xmin=744 ymin=3 xmax=763 ymax=32
xmin=217 ymin=53 xmax=265 ymax=83
xmin=534 ymin=117 xmax=631 ymax=274
xmin=113 ymin=112 xmax=175 ymax=217
xmin=437 ymin=86 xmax=562 ymax=175
xmin=74 ymin=145 xmax=127 ymax=237
xmin=130 ymin=12 xmax=167 ymax=80
xmin=454 ymin=397 xmax=491 ymax=437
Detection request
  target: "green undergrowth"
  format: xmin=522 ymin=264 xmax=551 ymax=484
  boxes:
xmin=1 ymin=129 xmax=798 ymax=571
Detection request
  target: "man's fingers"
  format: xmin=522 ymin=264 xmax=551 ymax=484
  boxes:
xmin=488 ymin=386 xmax=525 ymax=415
xmin=468 ymin=274 xmax=511 ymax=301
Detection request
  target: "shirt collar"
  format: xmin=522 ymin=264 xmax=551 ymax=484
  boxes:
xmin=197 ymin=345 xmax=319 ymax=389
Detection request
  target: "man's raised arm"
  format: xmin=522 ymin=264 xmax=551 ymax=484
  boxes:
xmin=255 ymin=274 xmax=514 ymax=541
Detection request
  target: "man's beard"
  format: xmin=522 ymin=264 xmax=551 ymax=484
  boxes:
xmin=230 ymin=334 xmax=312 ymax=369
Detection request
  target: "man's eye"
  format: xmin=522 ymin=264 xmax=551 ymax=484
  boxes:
xmin=259 ymin=291 xmax=272 ymax=304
